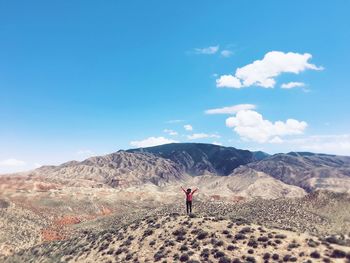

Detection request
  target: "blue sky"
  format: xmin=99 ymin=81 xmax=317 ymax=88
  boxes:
xmin=1 ymin=0 xmax=350 ymax=173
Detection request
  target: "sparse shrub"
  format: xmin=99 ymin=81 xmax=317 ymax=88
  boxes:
xmin=275 ymin=239 xmax=282 ymax=244
xmin=325 ymin=236 xmax=346 ymax=246
xmin=287 ymin=242 xmax=299 ymax=249
xmin=214 ymin=251 xmax=225 ymax=258
xmin=263 ymin=253 xmax=270 ymax=260
xmin=289 ymin=257 xmax=297 ymax=262
xmin=227 ymin=245 xmax=236 ymax=251
xmin=149 ymin=240 xmax=156 ymax=246
xmin=143 ymin=229 xmax=153 ymax=237
xmin=283 ymin=254 xmax=291 ymax=261
xmin=154 ymin=251 xmax=165 ymax=261
xmin=248 ymin=249 xmax=254 ymax=254
xmin=275 ymin=234 xmax=287 ymax=239
xmin=222 ymin=230 xmax=229 ymax=235
xmin=307 ymin=239 xmax=319 ymax=247
xmin=219 ymin=257 xmax=232 ymax=263
xmin=125 ymin=253 xmax=132 ymax=261
xmin=179 ymin=253 xmax=189 ymax=262
xmin=330 ymin=249 xmax=346 ymax=258
xmin=197 ymin=230 xmax=208 ymax=240
xmin=234 ymin=233 xmax=246 ymax=240
xmin=232 ymin=259 xmax=242 ymax=263
xmin=257 ymin=236 xmax=268 ymax=242
xmin=272 ymin=253 xmax=279 ymax=260
xmin=239 ymin=227 xmax=251 ymax=234
xmin=180 ymin=245 xmax=188 ymax=251
xmin=246 ymin=256 xmax=256 ymax=263
xmin=310 ymin=251 xmax=321 ymax=259
xmin=247 ymin=239 xmax=258 ymax=247
xmin=173 ymin=228 xmax=187 ymax=237
xmin=200 ymin=248 xmax=210 ymax=258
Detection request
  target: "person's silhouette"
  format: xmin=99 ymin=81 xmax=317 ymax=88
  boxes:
xmin=181 ymin=186 xmax=198 ymax=214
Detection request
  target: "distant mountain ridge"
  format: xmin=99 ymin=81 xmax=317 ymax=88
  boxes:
xmin=127 ymin=143 xmax=269 ymax=176
xmin=6 ymin=143 xmax=350 ymax=196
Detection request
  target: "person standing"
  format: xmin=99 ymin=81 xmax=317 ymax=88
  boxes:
xmin=181 ymin=186 xmax=198 ymax=214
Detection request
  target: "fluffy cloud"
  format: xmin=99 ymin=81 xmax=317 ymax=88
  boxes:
xmin=220 ymin=50 xmax=233 ymax=57
xmin=184 ymin=124 xmax=193 ymax=131
xmin=205 ymin=104 xmax=256 ymax=115
xmin=0 ymin=158 xmax=26 ymax=167
xmin=187 ymin=133 xmax=220 ymax=140
xmin=212 ymin=141 xmax=223 ymax=146
xmin=130 ymin=137 xmax=178 ymax=148
xmin=216 ymin=75 xmax=242 ymax=88
xmin=226 ymin=110 xmax=307 ymax=143
xmin=194 ymin=45 xmax=219 ymax=55
xmin=216 ymin=51 xmax=323 ymax=89
xmin=163 ymin=129 xmax=178 ymax=136
xmin=281 ymin=82 xmax=306 ymax=89
xmin=288 ymin=134 xmax=350 ymax=155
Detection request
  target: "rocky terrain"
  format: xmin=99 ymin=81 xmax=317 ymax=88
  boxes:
xmin=1 ymin=194 xmax=350 ymax=263
xmin=248 ymin=152 xmax=350 ymax=193
xmin=1 ymin=143 xmax=350 ymax=262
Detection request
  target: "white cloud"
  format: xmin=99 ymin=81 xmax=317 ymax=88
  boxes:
xmin=194 ymin=45 xmax=219 ymax=55
xmin=130 ymin=137 xmax=178 ymax=148
xmin=281 ymin=82 xmax=306 ymax=89
xmin=287 ymin=134 xmax=350 ymax=156
xmin=216 ymin=51 xmax=323 ymax=89
xmin=205 ymin=104 xmax=256 ymax=115
xmin=0 ymin=158 xmax=26 ymax=167
xmin=34 ymin=163 xmax=42 ymax=168
xmin=269 ymin=136 xmax=284 ymax=144
xmin=212 ymin=141 xmax=223 ymax=146
xmin=226 ymin=110 xmax=307 ymax=143
xmin=220 ymin=50 xmax=233 ymax=57
xmin=184 ymin=124 xmax=193 ymax=131
xmin=216 ymin=75 xmax=242 ymax=88
xmin=187 ymin=133 xmax=220 ymax=140
xmin=166 ymin=119 xmax=184 ymax=123
xmin=163 ymin=129 xmax=178 ymax=136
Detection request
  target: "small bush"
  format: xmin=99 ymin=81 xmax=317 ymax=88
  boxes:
xmin=310 ymin=251 xmax=321 ymax=259
xmin=179 ymin=253 xmax=189 ymax=262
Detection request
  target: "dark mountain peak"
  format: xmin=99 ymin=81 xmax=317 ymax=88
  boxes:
xmin=127 ymin=142 xmax=269 ymax=176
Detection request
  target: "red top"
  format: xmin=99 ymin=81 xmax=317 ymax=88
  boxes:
xmin=181 ymin=187 xmax=198 ymax=201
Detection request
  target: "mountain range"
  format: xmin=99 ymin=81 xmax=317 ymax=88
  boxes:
xmin=17 ymin=143 xmax=350 ymax=197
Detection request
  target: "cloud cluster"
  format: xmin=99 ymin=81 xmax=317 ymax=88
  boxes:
xmin=163 ymin=129 xmax=178 ymax=136
xmin=184 ymin=124 xmax=193 ymax=131
xmin=216 ymin=51 xmax=323 ymax=89
xmin=205 ymin=104 xmax=256 ymax=115
xmin=226 ymin=110 xmax=307 ymax=143
xmin=0 ymin=158 xmax=26 ymax=167
xmin=281 ymin=82 xmax=306 ymax=89
xmin=194 ymin=45 xmax=219 ymax=55
xmin=187 ymin=133 xmax=220 ymax=140
xmin=130 ymin=137 xmax=178 ymax=148
xmin=220 ymin=50 xmax=233 ymax=57
xmin=289 ymin=134 xmax=350 ymax=155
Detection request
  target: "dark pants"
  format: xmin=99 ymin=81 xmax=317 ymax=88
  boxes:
xmin=186 ymin=201 xmax=192 ymax=214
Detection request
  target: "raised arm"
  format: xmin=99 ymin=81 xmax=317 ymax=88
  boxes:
xmin=192 ymin=188 xmax=198 ymax=194
xmin=181 ymin=186 xmax=186 ymax=193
